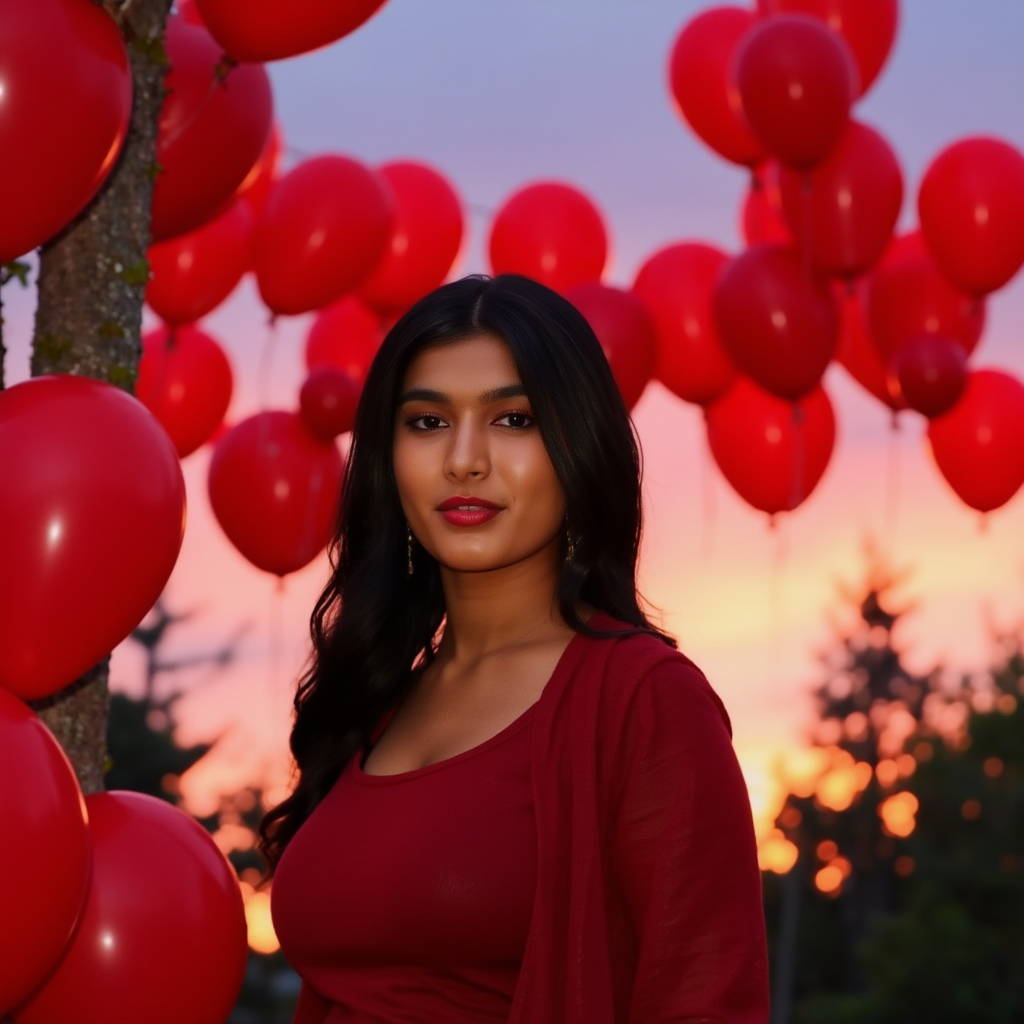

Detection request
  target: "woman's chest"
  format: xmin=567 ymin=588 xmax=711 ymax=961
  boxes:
xmin=272 ymin=717 xmax=537 ymax=972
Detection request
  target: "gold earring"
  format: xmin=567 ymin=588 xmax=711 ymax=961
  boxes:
xmin=566 ymin=529 xmax=577 ymax=563
xmin=407 ymin=525 xmax=414 ymax=576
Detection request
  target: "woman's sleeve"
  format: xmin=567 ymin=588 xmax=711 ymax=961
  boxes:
xmin=609 ymin=658 xmax=770 ymax=1024
xmin=291 ymin=981 xmax=332 ymax=1024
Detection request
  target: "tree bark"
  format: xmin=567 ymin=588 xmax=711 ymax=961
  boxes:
xmin=30 ymin=0 xmax=172 ymax=794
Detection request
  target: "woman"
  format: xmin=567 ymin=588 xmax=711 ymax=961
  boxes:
xmin=265 ymin=274 xmax=769 ymax=1024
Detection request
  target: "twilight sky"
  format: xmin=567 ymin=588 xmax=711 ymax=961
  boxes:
xmin=5 ymin=0 xmax=1024 ymax=832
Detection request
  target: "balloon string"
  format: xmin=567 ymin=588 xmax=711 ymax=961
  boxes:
xmin=769 ymin=515 xmax=789 ymax=689
xmin=257 ymin=314 xmax=279 ymax=412
xmin=267 ymin=575 xmax=286 ymax=702
xmin=700 ymin=423 xmax=717 ymax=558
xmin=883 ymin=414 xmax=902 ymax=564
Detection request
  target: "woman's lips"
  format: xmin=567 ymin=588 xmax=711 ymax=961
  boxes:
xmin=439 ymin=507 xmax=500 ymax=526
xmin=437 ymin=497 xmax=501 ymax=526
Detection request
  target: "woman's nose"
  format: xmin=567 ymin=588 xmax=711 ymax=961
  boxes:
xmin=444 ymin=418 xmax=490 ymax=480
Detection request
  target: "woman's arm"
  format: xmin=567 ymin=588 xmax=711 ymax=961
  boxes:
xmin=610 ymin=659 xmax=770 ymax=1024
xmin=291 ymin=981 xmax=331 ymax=1024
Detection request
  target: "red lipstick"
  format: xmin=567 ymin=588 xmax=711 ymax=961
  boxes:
xmin=437 ymin=496 xmax=502 ymax=526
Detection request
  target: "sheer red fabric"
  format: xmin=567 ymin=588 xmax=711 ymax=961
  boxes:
xmin=282 ymin=614 xmax=769 ymax=1023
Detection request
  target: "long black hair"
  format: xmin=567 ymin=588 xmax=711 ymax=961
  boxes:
xmin=259 ymin=274 xmax=674 ymax=871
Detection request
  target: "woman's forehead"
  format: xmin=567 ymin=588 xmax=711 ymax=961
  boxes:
xmin=401 ymin=333 xmax=521 ymax=392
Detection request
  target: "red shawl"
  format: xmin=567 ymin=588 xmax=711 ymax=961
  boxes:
xmin=292 ymin=615 xmax=770 ymax=1023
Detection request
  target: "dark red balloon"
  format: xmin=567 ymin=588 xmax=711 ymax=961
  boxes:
xmin=927 ymin=370 xmax=1024 ymax=513
xmin=706 ymin=378 xmax=836 ymax=516
xmin=357 ymin=162 xmax=464 ymax=317
xmin=0 ymin=0 xmax=132 ymax=262
xmin=756 ymin=0 xmax=899 ymax=96
xmin=778 ymin=120 xmax=903 ymax=279
xmin=668 ymin=7 xmax=767 ymax=168
xmin=137 ymin=326 xmax=234 ymax=458
xmin=209 ymin=412 xmax=344 ymax=576
xmin=16 ymin=792 xmax=246 ymax=1024
xmin=918 ymin=136 xmax=1024 ymax=296
xmin=865 ymin=232 xmax=986 ymax=362
xmin=255 ymin=155 xmax=394 ymax=316
xmin=488 ymin=182 xmax=608 ymax=294
xmin=236 ymin=121 xmax=283 ymax=216
xmin=890 ymin=335 xmax=967 ymax=419
xmin=151 ymin=17 xmax=273 ymax=241
xmin=0 ymin=377 xmax=185 ymax=700
xmin=194 ymin=0 xmax=387 ymax=62
xmin=714 ymin=244 xmax=838 ymax=400
xmin=305 ymin=296 xmax=386 ymax=392
xmin=565 ymin=282 xmax=658 ymax=410
xmin=0 ymin=691 xmax=90 ymax=1016
xmin=733 ymin=14 xmax=856 ymax=169
xmin=834 ymin=284 xmax=904 ymax=413
xmin=300 ymin=366 xmax=361 ymax=440
xmin=632 ymin=243 xmax=737 ymax=406
xmin=146 ymin=199 xmax=253 ymax=325
xmin=742 ymin=166 xmax=791 ymax=246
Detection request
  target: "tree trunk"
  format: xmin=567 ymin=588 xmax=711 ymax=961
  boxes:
xmin=29 ymin=0 xmax=172 ymax=794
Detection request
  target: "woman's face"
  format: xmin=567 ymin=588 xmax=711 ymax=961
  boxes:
xmin=393 ymin=333 xmax=566 ymax=577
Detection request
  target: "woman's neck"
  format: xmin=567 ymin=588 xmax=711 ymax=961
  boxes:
xmin=435 ymin=539 xmax=569 ymax=664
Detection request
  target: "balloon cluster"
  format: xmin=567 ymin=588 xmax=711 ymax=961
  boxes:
xmin=660 ymin=0 xmax=1024 ymax=517
xmin=0 ymin=378 xmax=247 ymax=1022
xmin=0 ymin=4 xmax=414 ymax=1018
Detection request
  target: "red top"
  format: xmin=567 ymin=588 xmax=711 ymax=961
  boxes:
xmin=274 ymin=614 xmax=769 ymax=1024
xmin=272 ymin=703 xmax=537 ymax=1022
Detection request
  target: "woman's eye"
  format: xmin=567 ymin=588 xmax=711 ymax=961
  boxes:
xmin=496 ymin=411 xmax=534 ymax=429
xmin=408 ymin=414 xmax=446 ymax=430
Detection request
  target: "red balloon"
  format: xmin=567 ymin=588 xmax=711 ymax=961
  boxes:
xmin=0 ymin=691 xmax=90 ymax=1016
xmin=236 ymin=121 xmax=283 ymax=216
xmin=706 ymin=378 xmax=836 ymax=516
xmin=778 ymin=120 xmax=903 ymax=279
xmin=918 ymin=136 xmax=1024 ymax=296
xmin=0 ymin=0 xmax=131 ymax=262
xmin=176 ymin=0 xmax=204 ymax=25
xmin=742 ymin=165 xmax=791 ymax=246
xmin=927 ymin=370 xmax=1024 ymax=513
xmin=136 ymin=326 xmax=234 ymax=458
xmin=865 ymin=231 xmax=986 ymax=362
xmin=488 ymin=182 xmax=608 ymax=294
xmin=756 ymin=0 xmax=899 ymax=96
xmin=209 ymin=412 xmax=344 ymax=576
xmin=631 ymin=243 xmax=737 ymax=406
xmin=357 ymin=161 xmax=464 ymax=316
xmin=714 ymin=244 xmax=838 ymax=399
xmin=300 ymin=366 xmax=361 ymax=440
xmin=305 ymin=296 xmax=386 ymax=392
xmin=194 ymin=0 xmax=387 ymax=62
xmin=16 ymin=792 xmax=246 ymax=1024
xmin=146 ymin=198 xmax=254 ymax=325
xmin=834 ymin=284 xmax=904 ymax=413
xmin=733 ymin=14 xmax=857 ymax=170
xmin=151 ymin=17 xmax=273 ymax=242
xmin=890 ymin=334 xmax=967 ymax=419
xmin=0 ymin=377 xmax=185 ymax=700
xmin=565 ymin=282 xmax=658 ymax=410
xmin=668 ymin=7 xmax=767 ymax=168
xmin=255 ymin=155 xmax=394 ymax=316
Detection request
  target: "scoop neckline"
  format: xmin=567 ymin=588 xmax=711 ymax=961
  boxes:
xmin=349 ymin=614 xmax=607 ymax=785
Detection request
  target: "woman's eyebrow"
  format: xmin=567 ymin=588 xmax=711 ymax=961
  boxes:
xmin=398 ymin=384 xmax=527 ymax=404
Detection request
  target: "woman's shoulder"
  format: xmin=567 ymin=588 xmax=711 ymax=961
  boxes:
xmin=580 ymin=611 xmax=731 ymax=736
